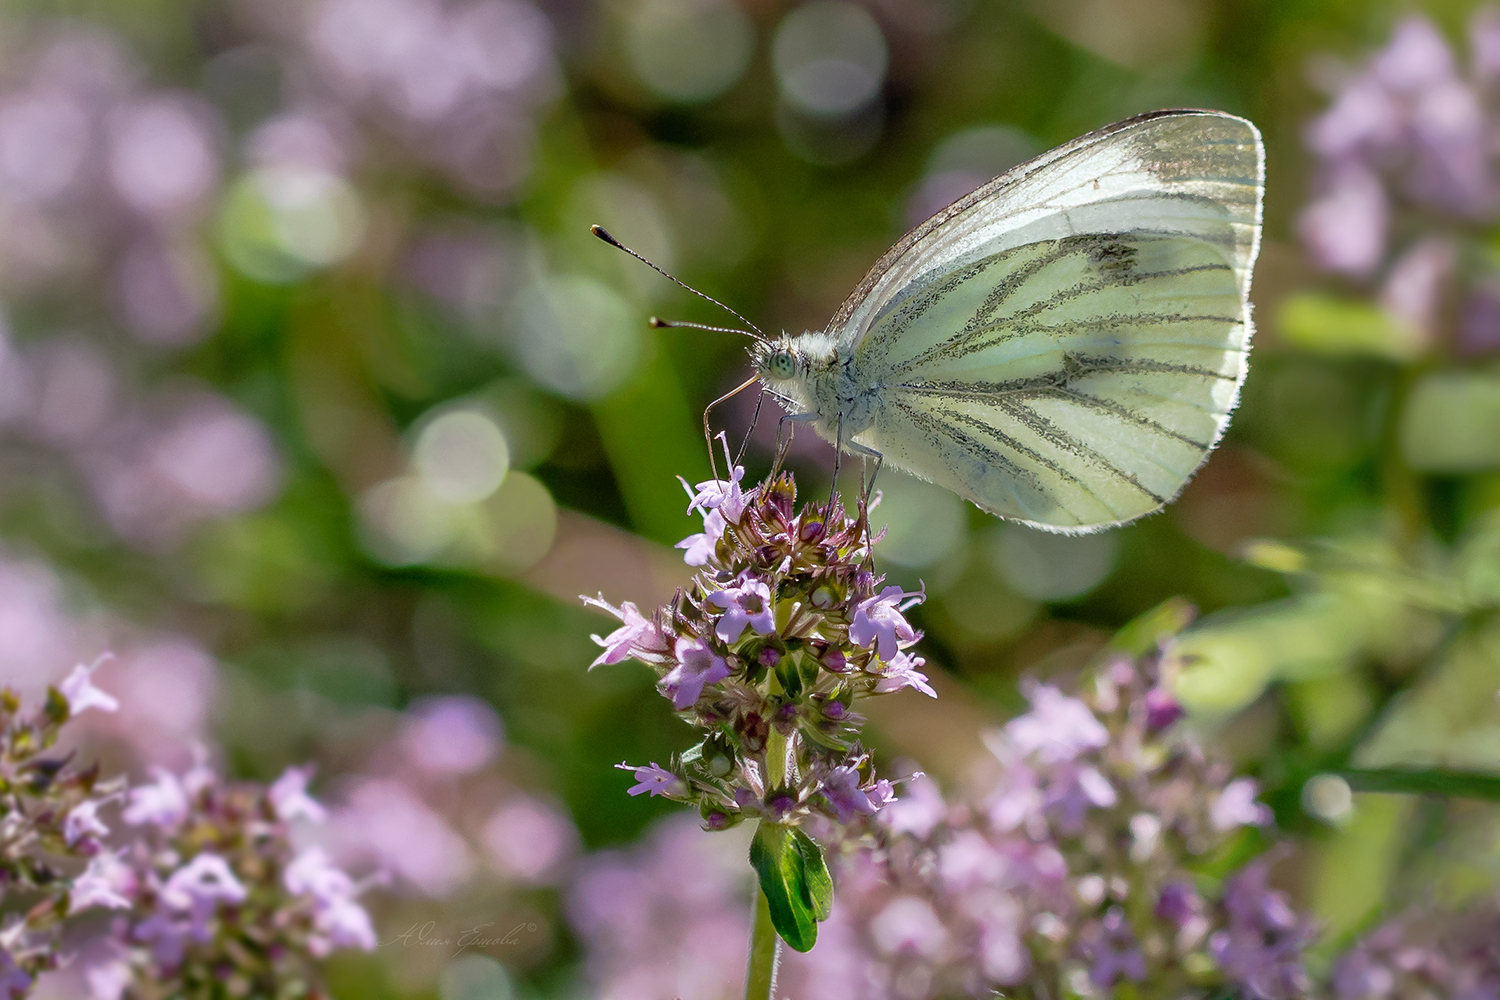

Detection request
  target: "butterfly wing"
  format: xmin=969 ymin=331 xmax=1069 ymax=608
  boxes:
xmin=837 ymin=109 xmax=1263 ymax=532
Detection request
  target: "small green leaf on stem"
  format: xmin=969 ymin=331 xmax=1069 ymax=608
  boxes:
xmin=791 ymin=829 xmax=833 ymax=921
xmin=749 ymin=822 xmax=818 ymax=952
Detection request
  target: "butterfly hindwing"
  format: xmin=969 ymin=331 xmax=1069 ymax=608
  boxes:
xmin=850 ymin=231 xmax=1247 ymax=530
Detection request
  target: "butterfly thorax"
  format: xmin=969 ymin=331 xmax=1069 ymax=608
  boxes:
xmin=754 ymin=332 xmax=880 ymax=444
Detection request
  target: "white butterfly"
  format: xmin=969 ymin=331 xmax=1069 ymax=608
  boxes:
xmin=750 ymin=109 xmax=1264 ymax=534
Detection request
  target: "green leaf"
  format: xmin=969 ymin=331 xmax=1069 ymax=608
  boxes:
xmin=749 ymin=823 xmax=817 ymax=952
xmin=791 ymin=829 xmax=833 ymax=921
xmin=1400 ymin=370 xmax=1500 ymax=472
xmin=1108 ymin=596 xmax=1196 ymax=656
xmin=1276 ymin=291 xmax=1423 ymax=361
xmin=1340 ymin=768 xmax=1500 ymax=801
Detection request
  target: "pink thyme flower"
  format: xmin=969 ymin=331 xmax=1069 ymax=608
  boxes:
xmin=309 ymin=891 xmax=378 ymax=956
xmin=285 ymin=846 xmax=376 ymax=955
xmin=680 ymin=460 xmax=751 ymax=523
xmin=849 ymin=585 xmax=923 ymax=661
xmin=1211 ymin=778 xmax=1273 ymax=831
xmin=616 ymin=761 xmax=685 ymax=798
xmin=58 ymin=654 xmax=120 ymax=716
xmin=582 ymin=595 xmax=669 ymax=667
xmin=707 ymin=577 xmax=776 ymax=643
xmin=675 ymin=507 xmax=726 ymax=567
xmin=1006 ymin=684 xmax=1108 ymax=764
xmin=587 ymin=468 xmax=939 ymax=854
xmin=70 ymin=851 xmax=135 ymax=914
xmin=822 ymin=765 xmax=882 ymax=823
xmin=64 ymin=798 xmax=112 ymax=847
xmin=873 ymin=651 xmax=937 ymax=697
xmin=660 ymin=636 xmax=729 ymax=710
xmin=161 ymin=852 xmax=249 ymax=912
xmin=268 ymin=765 xmax=326 ymax=823
xmin=0 ymin=951 xmax=29 ymax=1000
xmin=122 ymin=768 xmax=189 ymax=829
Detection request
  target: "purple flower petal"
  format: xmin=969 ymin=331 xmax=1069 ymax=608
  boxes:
xmin=660 ymin=636 xmax=730 ymax=710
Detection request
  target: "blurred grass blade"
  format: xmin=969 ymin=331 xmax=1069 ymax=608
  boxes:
xmin=1340 ymin=768 xmax=1500 ymax=801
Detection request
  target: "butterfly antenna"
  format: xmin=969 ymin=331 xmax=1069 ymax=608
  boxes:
xmin=591 ymin=225 xmax=766 ymax=341
xmin=649 ymin=317 xmax=759 ymax=338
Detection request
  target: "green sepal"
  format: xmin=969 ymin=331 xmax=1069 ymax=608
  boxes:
xmin=796 ymin=650 xmax=821 ymax=691
xmin=799 ymin=718 xmax=853 ymax=753
xmin=791 ymin=829 xmax=833 ymax=921
xmin=42 ymin=687 xmax=70 ymax=728
xmin=774 ymin=656 xmax=803 ymax=699
xmin=749 ymin=822 xmax=820 ymax=952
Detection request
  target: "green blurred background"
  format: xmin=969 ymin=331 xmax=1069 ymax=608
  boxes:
xmin=0 ymin=0 xmax=1496 ymax=995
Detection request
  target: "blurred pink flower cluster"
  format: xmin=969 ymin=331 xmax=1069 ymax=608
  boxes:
xmin=1301 ymin=10 xmax=1500 ymax=353
xmin=0 ymin=24 xmax=281 ymax=550
xmin=303 ymin=0 xmax=560 ymax=195
xmin=769 ymin=651 xmax=1309 ymax=1000
xmin=1333 ymin=902 xmax=1500 ymax=1000
xmin=0 ymin=549 xmax=219 ymax=769
xmin=319 ymin=695 xmax=577 ymax=900
xmin=74 ymin=756 xmax=377 ymax=1000
xmin=0 ymin=30 xmax=220 ymax=340
xmin=567 ymin=815 xmax=752 ymax=1000
xmin=0 ymin=336 xmax=282 ymax=548
xmin=0 ymin=657 xmax=375 ymax=1000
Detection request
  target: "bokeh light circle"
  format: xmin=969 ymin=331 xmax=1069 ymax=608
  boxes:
xmin=219 ymin=166 xmax=366 ymax=283
xmin=989 ymin=524 xmax=1119 ymax=602
xmin=871 ymin=473 xmax=965 ymax=569
xmin=414 ymin=409 xmax=511 ymax=504
xmin=772 ymin=1 xmax=888 ymax=117
xmin=625 ymin=0 xmax=754 ymax=104
xmin=507 ymin=274 xmax=641 ymax=401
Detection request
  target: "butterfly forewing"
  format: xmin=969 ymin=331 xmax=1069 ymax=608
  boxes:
xmin=832 ymin=110 xmax=1262 ymax=347
xmin=832 ymin=109 xmax=1263 ymax=532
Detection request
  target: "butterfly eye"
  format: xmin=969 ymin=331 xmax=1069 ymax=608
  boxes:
xmin=765 ymin=351 xmax=797 ymax=380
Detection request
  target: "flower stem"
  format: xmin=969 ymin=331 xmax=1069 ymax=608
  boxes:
xmin=744 ymin=879 xmax=781 ymax=1000
xmin=746 ymin=726 xmax=789 ymax=999
xmin=767 ymin=725 xmax=788 ymax=787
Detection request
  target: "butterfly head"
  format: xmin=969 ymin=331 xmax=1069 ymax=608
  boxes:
xmin=752 ymin=339 xmax=804 ymax=383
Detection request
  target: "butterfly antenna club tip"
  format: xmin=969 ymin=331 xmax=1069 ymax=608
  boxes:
xmin=589 ymin=224 xmax=622 ymax=247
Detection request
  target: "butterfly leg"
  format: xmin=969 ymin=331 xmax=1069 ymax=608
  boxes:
xmin=855 ymin=444 xmax=883 ymax=515
xmin=769 ymin=411 xmax=818 ymax=484
xmin=734 ymin=389 xmax=768 ymax=467
xmin=828 ymin=419 xmax=845 ymax=515
xmin=844 ymin=441 xmax=883 ymax=563
xmin=702 ymin=374 xmax=761 ymax=482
